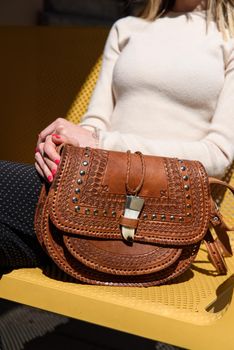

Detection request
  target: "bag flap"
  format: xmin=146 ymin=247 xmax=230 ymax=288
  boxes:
xmin=49 ymin=145 xmax=211 ymax=245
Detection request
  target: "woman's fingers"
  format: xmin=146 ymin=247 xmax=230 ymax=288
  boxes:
xmin=43 ymin=135 xmax=61 ymax=164
xmin=44 ymin=156 xmax=58 ymax=178
xmin=37 ymin=120 xmax=57 ymax=146
xmin=51 ymin=133 xmax=64 ymax=144
xmin=37 ymin=142 xmax=45 ymax=157
xmin=37 ymin=117 xmax=68 ymax=146
xmin=35 ymin=151 xmax=54 ymax=182
xmin=35 ymin=136 xmax=61 ymax=181
xmin=34 ymin=162 xmax=45 ymax=179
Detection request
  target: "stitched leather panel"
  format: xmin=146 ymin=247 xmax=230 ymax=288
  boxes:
xmin=49 ymin=145 xmax=210 ymax=245
xmin=38 ymin=203 xmax=200 ymax=286
xmin=34 ymin=145 xmax=213 ymax=286
xmin=64 ymin=236 xmax=182 ymax=275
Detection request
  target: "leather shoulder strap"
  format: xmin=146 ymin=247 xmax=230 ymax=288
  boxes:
xmin=209 ymin=176 xmax=234 ymax=229
xmin=204 ymin=229 xmax=227 ymax=275
xmin=209 ymin=177 xmax=234 ymax=192
xmin=207 ymin=177 xmax=234 ymax=269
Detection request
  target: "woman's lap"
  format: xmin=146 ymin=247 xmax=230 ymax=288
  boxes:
xmin=0 ymin=161 xmax=48 ymax=268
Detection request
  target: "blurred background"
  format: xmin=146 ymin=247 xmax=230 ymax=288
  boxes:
xmin=0 ymin=0 xmax=144 ymax=163
xmin=0 ymin=3 xmax=182 ymax=349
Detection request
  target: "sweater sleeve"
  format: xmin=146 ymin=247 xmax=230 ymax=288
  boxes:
xmin=81 ymin=19 xmax=234 ymax=178
xmin=99 ymin=41 xmax=234 ymax=178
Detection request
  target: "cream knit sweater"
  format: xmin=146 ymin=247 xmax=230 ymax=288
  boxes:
xmin=81 ymin=11 xmax=234 ymax=178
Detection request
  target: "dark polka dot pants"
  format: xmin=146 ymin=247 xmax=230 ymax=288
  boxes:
xmin=0 ymin=161 xmax=49 ymax=269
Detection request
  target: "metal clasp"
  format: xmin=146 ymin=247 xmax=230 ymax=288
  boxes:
xmin=121 ymin=195 xmax=144 ymax=242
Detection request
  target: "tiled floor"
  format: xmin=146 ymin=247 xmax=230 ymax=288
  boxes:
xmin=0 ymin=299 xmax=182 ymax=350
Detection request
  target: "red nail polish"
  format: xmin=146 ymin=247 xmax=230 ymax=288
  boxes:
xmin=51 ymin=169 xmax=57 ymax=176
xmin=35 ymin=147 xmax=39 ymax=153
xmin=52 ymin=134 xmax=61 ymax=139
xmin=47 ymin=175 xmax=53 ymax=182
xmin=55 ymin=159 xmax=60 ymax=165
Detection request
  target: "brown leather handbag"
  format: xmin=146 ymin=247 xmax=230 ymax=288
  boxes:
xmin=35 ymin=144 xmax=234 ymax=286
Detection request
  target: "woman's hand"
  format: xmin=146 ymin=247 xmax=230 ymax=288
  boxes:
xmin=35 ymin=118 xmax=97 ymax=182
xmin=37 ymin=118 xmax=97 ymax=148
xmin=35 ymin=134 xmax=60 ymax=182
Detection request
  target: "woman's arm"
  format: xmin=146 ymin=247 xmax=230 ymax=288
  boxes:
xmin=82 ymin=27 xmax=234 ymax=178
xmin=98 ymin=41 xmax=234 ymax=178
xmin=98 ymin=132 xmax=232 ymax=178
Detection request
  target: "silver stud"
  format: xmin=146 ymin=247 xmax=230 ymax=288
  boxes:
xmin=143 ymin=213 xmax=148 ymax=219
xmin=179 ymin=217 xmax=184 ymax=222
xmin=112 ymin=211 xmax=116 ymax=217
xmin=75 ymin=188 xmax=81 ymax=194
xmin=187 ymin=204 xmax=191 ymax=209
xmin=152 ymin=214 xmax=157 ymax=220
xmin=170 ymin=215 xmax=175 ymax=221
xmin=72 ymin=197 xmax=78 ymax=203
xmin=178 ymin=159 xmax=184 ymax=163
xmin=187 ymin=213 xmax=192 ymax=217
xmin=84 ymin=153 xmax=89 ymax=157
xmin=183 ymin=175 xmax=189 ymax=181
xmin=85 ymin=208 xmax=90 ymax=215
xmin=77 ymin=179 xmax=83 ymax=185
xmin=103 ymin=210 xmax=107 ymax=216
xmin=75 ymin=206 xmax=80 ymax=212
xmin=94 ymin=209 xmax=98 ymax=216
xmin=184 ymin=185 xmax=190 ymax=190
xmin=213 ymin=216 xmax=219 ymax=222
xmin=80 ymin=170 xmax=86 ymax=176
xmin=186 ymin=194 xmax=190 ymax=199
xmin=82 ymin=161 xmax=88 ymax=166
xmin=161 ymin=214 xmax=166 ymax=221
xmin=181 ymin=166 xmax=186 ymax=171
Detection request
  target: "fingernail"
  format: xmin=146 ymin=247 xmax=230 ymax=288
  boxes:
xmin=35 ymin=147 xmax=39 ymax=153
xmin=55 ymin=159 xmax=60 ymax=165
xmin=52 ymin=134 xmax=61 ymax=139
xmin=47 ymin=175 xmax=53 ymax=182
xmin=51 ymin=169 xmax=57 ymax=176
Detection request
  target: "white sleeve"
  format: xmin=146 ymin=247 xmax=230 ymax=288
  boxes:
xmin=81 ymin=22 xmax=234 ymax=178
xmin=99 ymin=44 xmax=234 ymax=178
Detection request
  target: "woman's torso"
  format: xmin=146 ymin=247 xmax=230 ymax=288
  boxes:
xmin=110 ymin=12 xmax=230 ymax=141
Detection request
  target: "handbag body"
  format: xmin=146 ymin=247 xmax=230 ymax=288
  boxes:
xmin=35 ymin=144 xmax=234 ymax=286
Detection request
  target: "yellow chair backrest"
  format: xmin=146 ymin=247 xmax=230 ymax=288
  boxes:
xmin=66 ymin=56 xmax=102 ymax=124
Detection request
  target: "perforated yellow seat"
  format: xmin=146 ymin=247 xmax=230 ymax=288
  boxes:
xmin=0 ymin=56 xmax=234 ymax=350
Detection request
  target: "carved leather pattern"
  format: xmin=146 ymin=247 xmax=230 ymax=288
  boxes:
xmin=37 ymin=202 xmax=201 ymax=286
xmin=34 ymin=145 xmax=211 ymax=286
xmin=64 ymin=236 xmax=182 ymax=275
xmin=49 ymin=146 xmax=210 ymax=244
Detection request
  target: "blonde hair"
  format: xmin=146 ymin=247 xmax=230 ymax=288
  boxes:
xmin=140 ymin=0 xmax=234 ymax=39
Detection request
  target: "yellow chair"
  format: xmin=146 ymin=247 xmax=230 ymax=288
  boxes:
xmin=0 ymin=57 xmax=234 ymax=350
